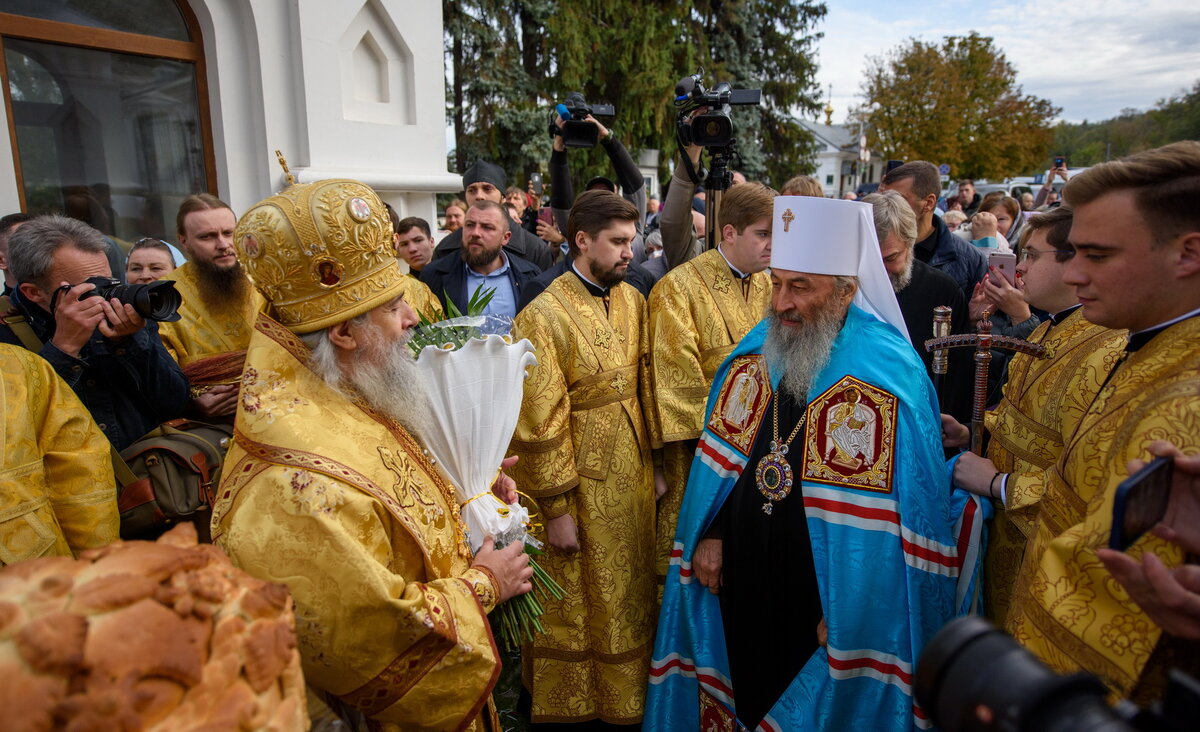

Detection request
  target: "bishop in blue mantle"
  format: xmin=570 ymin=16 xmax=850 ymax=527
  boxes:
xmin=646 ymin=196 xmax=988 ymax=731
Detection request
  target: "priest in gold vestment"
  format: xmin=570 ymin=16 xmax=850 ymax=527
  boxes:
xmin=648 ymin=182 xmax=774 ymax=581
xmin=159 ymin=195 xmax=266 ymax=417
xmin=949 ymin=207 xmax=1126 ymax=623
xmin=510 ymin=191 xmax=659 ymax=725
xmin=211 ymin=179 xmax=532 ymax=730
xmin=1 ymin=343 xmax=118 ymax=566
xmin=978 ymin=144 xmax=1200 ymax=700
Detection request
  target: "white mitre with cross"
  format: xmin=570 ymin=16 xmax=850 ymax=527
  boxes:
xmin=771 ymin=196 xmax=910 ymax=343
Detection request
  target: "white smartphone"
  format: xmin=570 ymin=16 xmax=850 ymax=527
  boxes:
xmin=989 ymin=251 xmax=1017 ymax=285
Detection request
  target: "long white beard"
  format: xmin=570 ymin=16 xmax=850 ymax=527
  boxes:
xmin=308 ymin=325 xmax=433 ymax=443
xmin=762 ymin=303 xmax=844 ymax=403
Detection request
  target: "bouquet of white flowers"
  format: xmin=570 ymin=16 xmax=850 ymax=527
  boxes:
xmin=409 ymin=310 xmax=564 ymax=646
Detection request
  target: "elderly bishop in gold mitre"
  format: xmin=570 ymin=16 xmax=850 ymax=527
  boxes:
xmin=210 ymin=179 xmax=531 ymax=731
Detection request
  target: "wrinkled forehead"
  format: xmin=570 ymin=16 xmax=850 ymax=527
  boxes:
xmin=768 ymin=267 xmax=836 ymax=286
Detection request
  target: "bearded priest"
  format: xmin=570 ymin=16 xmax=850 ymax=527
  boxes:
xmin=647 ymin=196 xmax=987 ymax=731
xmin=210 ymin=179 xmax=532 ymax=731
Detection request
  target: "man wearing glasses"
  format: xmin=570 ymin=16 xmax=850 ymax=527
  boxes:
xmin=941 ymin=205 xmax=1126 ymax=622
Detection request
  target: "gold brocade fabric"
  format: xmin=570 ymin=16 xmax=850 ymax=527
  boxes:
xmin=210 ymin=315 xmax=500 ymax=732
xmin=158 ymin=262 xmax=266 ymax=366
xmin=509 ymin=273 xmax=658 ymax=724
xmin=0 ymin=344 xmax=118 ymax=566
xmin=647 ymin=248 xmax=769 ymax=579
xmin=1005 ymin=316 xmax=1200 ymax=701
xmin=400 ymin=276 xmax=445 ymax=322
xmin=982 ymin=310 xmax=1126 ymax=623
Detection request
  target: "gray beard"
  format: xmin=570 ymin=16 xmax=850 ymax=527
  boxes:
xmin=890 ymin=253 xmax=915 ymax=293
xmin=308 ymin=325 xmax=433 ymax=444
xmin=762 ymin=304 xmax=844 ymax=403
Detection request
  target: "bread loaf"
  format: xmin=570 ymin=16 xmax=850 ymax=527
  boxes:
xmin=0 ymin=524 xmax=308 ymax=731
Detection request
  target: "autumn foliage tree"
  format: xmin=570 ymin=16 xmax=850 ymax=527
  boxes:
xmin=860 ymin=32 xmax=1059 ymax=180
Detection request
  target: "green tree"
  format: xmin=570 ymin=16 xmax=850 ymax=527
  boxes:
xmin=444 ymin=1 xmax=828 ymax=192
xmin=1053 ymin=80 xmax=1200 ymax=167
xmin=860 ymin=32 xmax=1059 ymax=180
xmin=683 ymin=0 xmax=827 ymax=185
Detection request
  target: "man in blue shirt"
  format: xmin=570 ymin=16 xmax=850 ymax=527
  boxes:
xmin=420 ymin=200 xmax=540 ymax=318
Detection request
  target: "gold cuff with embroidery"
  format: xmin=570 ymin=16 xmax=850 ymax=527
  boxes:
xmin=462 ymin=566 xmax=501 ymax=613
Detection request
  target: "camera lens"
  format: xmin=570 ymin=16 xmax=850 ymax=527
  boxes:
xmin=915 ymin=616 xmax=1132 ymax=732
xmin=131 ymin=280 xmax=183 ymax=322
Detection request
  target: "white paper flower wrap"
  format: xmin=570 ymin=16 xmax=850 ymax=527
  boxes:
xmin=413 ymin=332 xmax=538 ymax=553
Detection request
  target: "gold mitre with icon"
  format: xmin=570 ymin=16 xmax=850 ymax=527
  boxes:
xmin=233 ymin=178 xmax=406 ymax=334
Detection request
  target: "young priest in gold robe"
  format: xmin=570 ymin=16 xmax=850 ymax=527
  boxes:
xmin=509 ymin=190 xmax=660 ymax=726
xmin=158 ymin=194 xmax=266 ymax=417
xmin=946 ymin=205 xmax=1127 ymax=624
xmin=211 ymin=179 xmax=532 ymax=731
xmin=950 ymin=142 xmax=1200 ymax=701
xmin=648 ymin=182 xmax=775 ymax=583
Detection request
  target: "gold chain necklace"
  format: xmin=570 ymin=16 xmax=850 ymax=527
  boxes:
xmin=754 ymin=394 xmax=806 ymax=515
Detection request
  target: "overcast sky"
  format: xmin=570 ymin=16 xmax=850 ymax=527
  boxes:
xmin=815 ymin=0 xmax=1200 ymax=125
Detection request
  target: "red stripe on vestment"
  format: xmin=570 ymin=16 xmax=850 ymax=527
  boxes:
xmin=804 ymin=496 xmax=901 ymax=524
xmin=900 ymin=537 xmax=959 ymax=568
xmin=699 ymin=438 xmax=741 ymax=472
xmin=827 ymin=654 xmax=914 ymax=685
xmin=955 ymin=498 xmax=978 ymax=569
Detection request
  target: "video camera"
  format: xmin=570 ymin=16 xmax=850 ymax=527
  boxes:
xmin=551 ymin=92 xmax=615 ymax=148
xmin=915 ymin=616 xmax=1200 ymax=732
xmin=674 ymin=72 xmax=762 ymax=149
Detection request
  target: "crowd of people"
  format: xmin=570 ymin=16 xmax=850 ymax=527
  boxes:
xmin=1 ymin=108 xmax=1198 ymax=732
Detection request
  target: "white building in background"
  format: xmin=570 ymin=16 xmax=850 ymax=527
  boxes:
xmin=798 ymin=118 xmax=882 ymax=197
xmin=0 ymin=0 xmax=457 ymax=245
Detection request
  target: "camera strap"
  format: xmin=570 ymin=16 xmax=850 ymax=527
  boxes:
xmin=677 ymin=147 xmax=707 ymax=185
xmin=0 ymin=295 xmax=141 ymax=487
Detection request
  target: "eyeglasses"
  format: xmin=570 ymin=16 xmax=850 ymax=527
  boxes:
xmin=1020 ymin=246 xmax=1074 ymax=263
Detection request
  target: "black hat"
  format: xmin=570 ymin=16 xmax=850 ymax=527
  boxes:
xmin=584 ymin=176 xmax=617 ymax=193
xmin=462 ymin=160 xmax=507 ymax=192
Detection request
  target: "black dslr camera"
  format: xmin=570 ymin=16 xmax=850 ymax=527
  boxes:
xmin=674 ymin=72 xmax=762 ymax=149
xmin=551 ymin=92 xmax=616 ymax=148
xmin=52 ymin=276 xmax=183 ymax=322
xmin=916 ymin=616 xmax=1200 ymax=732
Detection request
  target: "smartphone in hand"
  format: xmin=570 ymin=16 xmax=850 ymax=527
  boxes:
xmin=1110 ymin=456 xmax=1174 ymax=551
xmin=988 ymin=251 xmax=1017 ymax=285
xmin=1053 ymin=155 xmax=1065 ymax=169
xmin=530 ymin=172 xmax=544 ymax=196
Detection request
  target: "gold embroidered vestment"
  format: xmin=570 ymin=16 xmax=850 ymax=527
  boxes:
xmin=509 ymin=273 xmax=660 ymax=724
xmin=211 ymin=316 xmax=500 ymax=731
xmin=1005 ymin=316 xmax=1200 ymax=701
xmin=158 ymin=261 xmax=267 ymax=365
xmin=647 ymin=248 xmax=769 ymax=578
xmin=0 ymin=344 xmax=118 ymax=566
xmin=983 ymin=309 xmax=1126 ymax=623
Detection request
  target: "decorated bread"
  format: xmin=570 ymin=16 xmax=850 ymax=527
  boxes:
xmin=0 ymin=523 xmax=308 ymax=731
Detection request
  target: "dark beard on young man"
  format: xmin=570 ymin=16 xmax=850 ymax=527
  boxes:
xmin=593 ymin=261 xmax=628 ymax=289
xmin=463 ymin=245 xmax=500 ymax=270
xmin=193 ymin=257 xmax=250 ymax=305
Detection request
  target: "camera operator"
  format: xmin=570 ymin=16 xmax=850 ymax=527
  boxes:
xmin=517 ymin=115 xmax=659 ymax=307
xmin=660 ymin=110 xmax=708 ymax=271
xmin=0 ymin=216 xmax=188 ymax=450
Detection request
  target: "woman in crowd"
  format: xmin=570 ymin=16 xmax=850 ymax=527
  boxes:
xmin=125 ymin=237 xmax=177 ymax=284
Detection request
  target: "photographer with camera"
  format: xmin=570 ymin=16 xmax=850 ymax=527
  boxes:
xmin=517 ymin=102 xmax=660 ymax=306
xmin=0 ymin=215 xmax=188 ymax=450
xmin=660 ymin=74 xmax=762 ymax=272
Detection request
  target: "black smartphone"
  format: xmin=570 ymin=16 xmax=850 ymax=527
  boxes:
xmin=1053 ymin=155 xmax=1065 ymax=169
xmin=1109 ymin=455 xmax=1174 ymax=551
xmin=530 ymin=172 xmax=544 ymax=196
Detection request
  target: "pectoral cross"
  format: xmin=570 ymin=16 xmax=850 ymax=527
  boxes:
xmin=781 ymin=208 xmax=795 ymax=233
